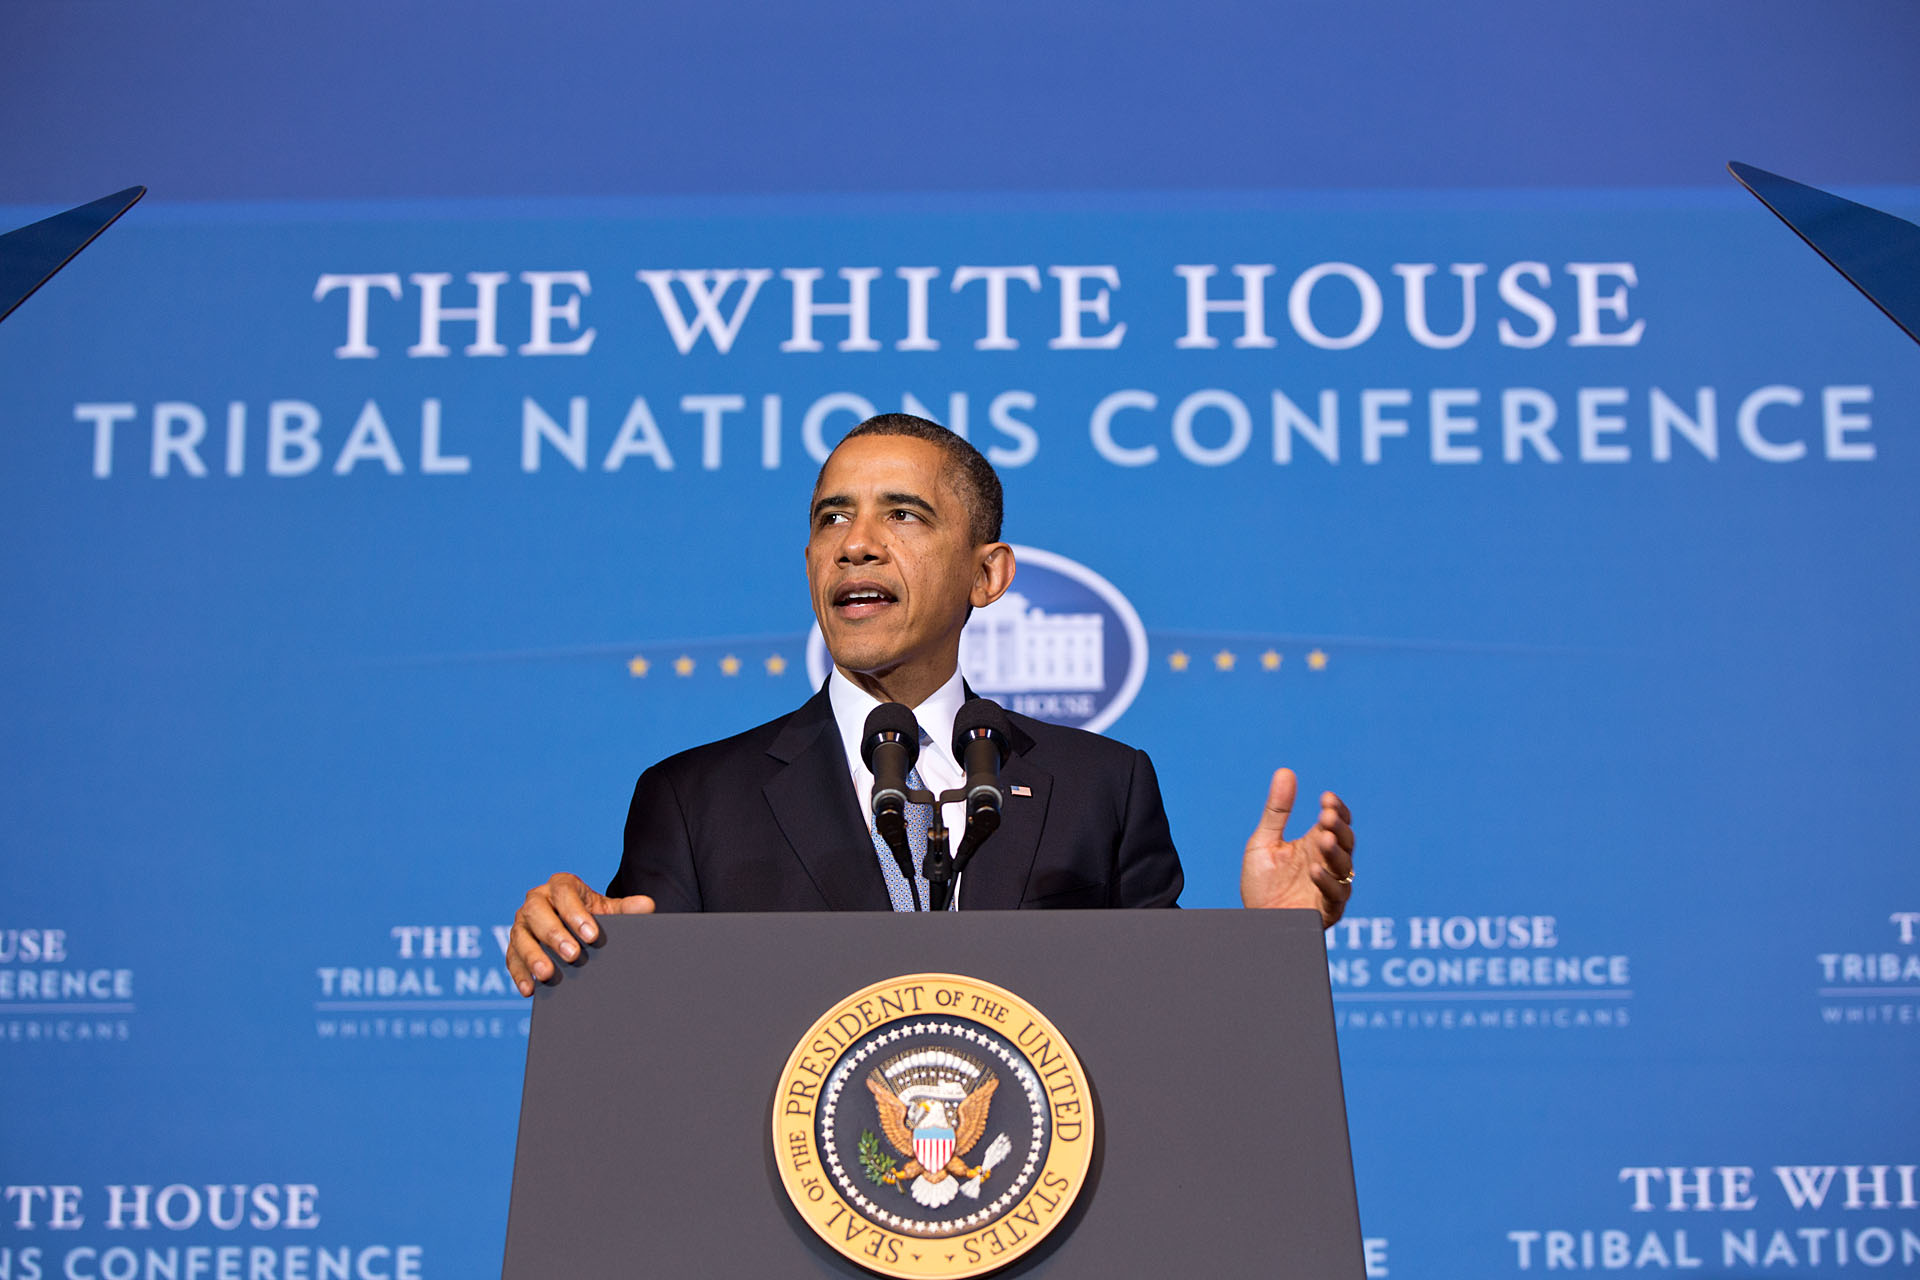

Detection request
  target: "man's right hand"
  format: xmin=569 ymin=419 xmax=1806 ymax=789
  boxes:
xmin=506 ymin=873 xmax=655 ymax=996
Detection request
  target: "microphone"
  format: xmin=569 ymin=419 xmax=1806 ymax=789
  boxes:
xmin=861 ymin=702 xmax=923 ymax=907
xmin=949 ymin=699 xmax=1012 ymax=886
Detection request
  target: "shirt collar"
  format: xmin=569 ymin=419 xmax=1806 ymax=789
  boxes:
xmin=827 ymin=666 xmax=968 ymax=783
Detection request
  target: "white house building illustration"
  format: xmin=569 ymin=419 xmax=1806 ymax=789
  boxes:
xmin=960 ymin=591 xmax=1105 ymax=693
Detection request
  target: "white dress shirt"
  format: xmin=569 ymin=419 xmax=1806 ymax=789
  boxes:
xmin=827 ymin=667 xmax=971 ymax=902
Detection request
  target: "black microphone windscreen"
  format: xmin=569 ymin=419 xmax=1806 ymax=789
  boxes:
xmin=951 ymin=698 xmax=1012 ymax=764
xmin=860 ymin=702 xmax=922 ymax=769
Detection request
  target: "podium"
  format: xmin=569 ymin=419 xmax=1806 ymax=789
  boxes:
xmin=502 ymin=909 xmax=1363 ymax=1278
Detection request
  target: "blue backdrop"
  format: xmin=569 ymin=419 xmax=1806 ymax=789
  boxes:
xmin=4 ymin=4 xmax=1919 ymax=1277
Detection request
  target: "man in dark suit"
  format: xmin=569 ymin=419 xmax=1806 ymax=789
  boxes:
xmin=505 ymin=415 xmax=1354 ymax=995
xmin=603 ymin=682 xmax=1184 ymax=913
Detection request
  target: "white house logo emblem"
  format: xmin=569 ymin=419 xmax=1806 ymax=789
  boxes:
xmin=808 ymin=545 xmax=1148 ymax=733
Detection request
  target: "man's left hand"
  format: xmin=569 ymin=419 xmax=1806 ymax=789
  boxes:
xmin=1240 ymin=767 xmax=1354 ymax=925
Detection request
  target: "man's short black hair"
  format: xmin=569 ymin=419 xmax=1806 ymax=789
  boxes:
xmin=821 ymin=413 xmax=1005 ymax=545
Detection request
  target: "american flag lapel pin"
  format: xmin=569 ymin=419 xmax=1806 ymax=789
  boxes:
xmin=1009 ymin=785 xmax=1032 ymax=797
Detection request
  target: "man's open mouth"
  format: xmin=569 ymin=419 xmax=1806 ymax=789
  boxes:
xmin=832 ymin=583 xmax=898 ymax=614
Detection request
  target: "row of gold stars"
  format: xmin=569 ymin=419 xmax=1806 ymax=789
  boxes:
xmin=628 ymin=650 xmax=1330 ymax=678
xmin=1166 ymin=648 xmax=1329 ymax=671
xmin=628 ymin=653 xmax=791 ymax=678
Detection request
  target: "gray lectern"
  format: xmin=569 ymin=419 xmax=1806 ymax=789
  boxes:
xmin=502 ymin=909 xmax=1362 ymax=1279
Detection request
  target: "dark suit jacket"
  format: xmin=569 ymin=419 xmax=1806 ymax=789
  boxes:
xmin=606 ymin=686 xmax=1183 ymax=910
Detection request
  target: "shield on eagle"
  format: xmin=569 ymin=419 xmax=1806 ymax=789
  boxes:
xmin=912 ymin=1122 xmax=956 ymax=1174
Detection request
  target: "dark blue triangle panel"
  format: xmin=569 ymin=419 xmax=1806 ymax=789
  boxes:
xmin=1731 ymin=161 xmax=1920 ymax=346
xmin=0 ymin=185 xmax=145 ymax=325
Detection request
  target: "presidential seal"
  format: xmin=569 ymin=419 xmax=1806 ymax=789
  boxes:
xmin=772 ymin=974 xmax=1094 ymax=1279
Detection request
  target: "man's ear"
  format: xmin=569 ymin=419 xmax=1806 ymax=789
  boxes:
xmin=971 ymin=543 xmax=1016 ymax=608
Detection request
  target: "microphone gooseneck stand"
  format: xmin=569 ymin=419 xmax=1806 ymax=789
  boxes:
xmin=862 ymin=698 xmax=1014 ymax=912
xmin=929 ymin=699 xmax=1014 ymax=911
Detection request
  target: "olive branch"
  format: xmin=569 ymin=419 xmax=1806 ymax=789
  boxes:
xmin=858 ymin=1130 xmax=899 ymax=1186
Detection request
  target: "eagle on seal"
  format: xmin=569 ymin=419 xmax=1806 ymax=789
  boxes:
xmin=866 ymin=1068 xmax=999 ymax=1208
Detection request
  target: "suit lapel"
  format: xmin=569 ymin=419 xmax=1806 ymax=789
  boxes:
xmin=955 ymin=715 xmax=1049 ymax=910
xmin=762 ymin=687 xmax=894 ymax=911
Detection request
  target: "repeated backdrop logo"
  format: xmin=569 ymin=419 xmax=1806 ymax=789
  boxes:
xmin=1504 ymin=1160 xmax=1920 ymax=1272
xmin=312 ymin=926 xmax=526 ymax=1041
xmin=0 ymin=1182 xmax=427 ymax=1280
xmin=1813 ymin=912 xmax=1920 ymax=1029
xmin=0 ymin=928 xmax=135 ymax=1046
xmin=1327 ymin=912 xmax=1632 ymax=1033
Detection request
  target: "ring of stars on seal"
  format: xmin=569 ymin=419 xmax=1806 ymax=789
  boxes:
xmin=820 ymin=1017 xmax=1048 ymax=1235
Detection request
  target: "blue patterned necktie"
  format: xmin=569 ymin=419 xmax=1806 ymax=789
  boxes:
xmin=871 ymin=732 xmax=944 ymax=911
